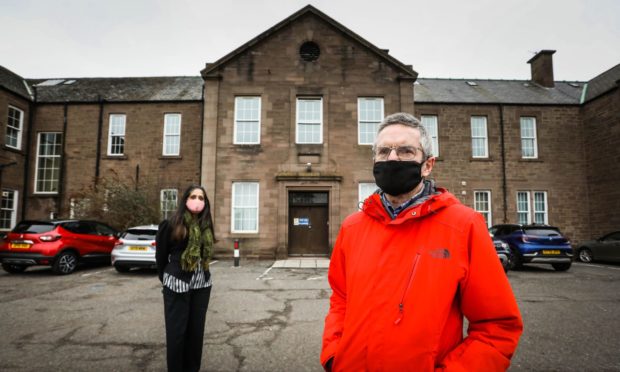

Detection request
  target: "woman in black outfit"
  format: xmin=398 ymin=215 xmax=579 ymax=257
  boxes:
xmin=156 ymin=185 xmax=215 ymax=372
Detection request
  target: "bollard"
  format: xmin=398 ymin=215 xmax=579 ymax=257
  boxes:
xmin=234 ymin=239 xmax=240 ymax=267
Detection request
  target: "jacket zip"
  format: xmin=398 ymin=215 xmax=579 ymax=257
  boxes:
xmin=394 ymin=252 xmax=421 ymax=325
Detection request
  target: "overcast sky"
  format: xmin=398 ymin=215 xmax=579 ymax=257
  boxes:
xmin=2 ymin=0 xmax=619 ymax=81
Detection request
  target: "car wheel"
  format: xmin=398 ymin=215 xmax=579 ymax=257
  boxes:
xmin=1 ymin=263 xmax=27 ymax=274
xmin=552 ymin=262 xmax=572 ymax=271
xmin=578 ymin=248 xmax=593 ymax=263
xmin=114 ymin=264 xmax=130 ymax=273
xmin=52 ymin=251 xmax=78 ymax=275
xmin=508 ymin=247 xmax=523 ymax=270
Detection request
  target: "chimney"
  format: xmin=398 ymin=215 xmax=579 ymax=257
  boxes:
xmin=528 ymin=50 xmax=556 ymax=88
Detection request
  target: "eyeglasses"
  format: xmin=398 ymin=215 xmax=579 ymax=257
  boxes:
xmin=373 ymin=145 xmax=424 ymax=161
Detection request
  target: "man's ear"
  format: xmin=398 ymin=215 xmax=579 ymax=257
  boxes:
xmin=422 ymin=157 xmax=435 ymax=177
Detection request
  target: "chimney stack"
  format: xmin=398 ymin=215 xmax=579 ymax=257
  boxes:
xmin=528 ymin=50 xmax=556 ymax=88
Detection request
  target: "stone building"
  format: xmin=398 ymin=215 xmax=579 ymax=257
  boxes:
xmin=1 ymin=5 xmax=618 ymax=258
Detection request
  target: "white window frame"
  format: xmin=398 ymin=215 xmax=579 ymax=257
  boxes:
xmin=357 ymin=98 xmax=384 ymax=145
xmin=0 ymin=189 xmax=18 ymax=231
xmin=160 ymin=189 xmax=178 ymax=220
xmin=296 ymin=97 xmax=323 ymax=144
xmin=471 ymin=116 xmax=488 ymax=158
xmin=107 ymin=114 xmax=126 ymax=156
xmin=421 ymin=115 xmax=439 ymax=157
xmin=231 ymin=182 xmax=259 ymax=233
xmin=516 ymin=191 xmax=532 ymax=224
xmin=520 ymin=117 xmax=538 ymax=159
xmin=6 ymin=105 xmax=24 ymax=150
xmin=162 ymin=113 xmax=182 ymax=156
xmin=533 ymin=191 xmax=548 ymax=224
xmin=234 ymin=96 xmax=261 ymax=145
xmin=34 ymin=132 xmax=62 ymax=194
xmin=358 ymin=182 xmax=378 ymax=206
xmin=473 ymin=190 xmax=492 ymax=228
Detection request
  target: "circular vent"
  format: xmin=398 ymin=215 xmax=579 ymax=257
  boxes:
xmin=299 ymin=41 xmax=320 ymax=62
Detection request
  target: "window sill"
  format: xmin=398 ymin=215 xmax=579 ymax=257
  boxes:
xmin=469 ymin=157 xmax=494 ymax=162
xmin=32 ymin=192 xmax=59 ymax=197
xmin=2 ymin=145 xmax=25 ymax=155
xmin=159 ymin=155 xmax=183 ymax=160
xmin=519 ymin=158 xmax=543 ymax=162
xmin=103 ymin=155 xmax=128 ymax=160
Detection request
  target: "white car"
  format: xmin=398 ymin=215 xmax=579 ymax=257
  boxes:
xmin=111 ymin=224 xmax=158 ymax=273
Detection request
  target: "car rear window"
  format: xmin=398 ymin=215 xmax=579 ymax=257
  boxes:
xmin=12 ymin=222 xmax=56 ymax=234
xmin=524 ymin=227 xmax=561 ymax=236
xmin=122 ymin=229 xmax=157 ymax=240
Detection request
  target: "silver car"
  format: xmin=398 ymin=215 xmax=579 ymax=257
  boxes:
xmin=111 ymin=225 xmax=158 ymax=272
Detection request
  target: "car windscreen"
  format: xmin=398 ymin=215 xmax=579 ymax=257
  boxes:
xmin=122 ymin=229 xmax=157 ymax=240
xmin=524 ymin=228 xmax=560 ymax=236
xmin=12 ymin=222 xmax=56 ymax=234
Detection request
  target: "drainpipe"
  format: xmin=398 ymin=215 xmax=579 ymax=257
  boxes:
xmin=22 ymin=86 xmax=36 ymax=220
xmin=57 ymin=102 xmax=69 ymax=216
xmin=199 ymin=83 xmax=205 ymax=185
xmin=499 ymin=104 xmax=508 ymax=223
xmin=95 ymin=95 xmax=104 ymax=187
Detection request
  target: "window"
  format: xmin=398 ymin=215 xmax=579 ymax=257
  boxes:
xmin=163 ymin=114 xmax=181 ymax=156
xmin=421 ymin=115 xmax=439 ymax=157
xmin=520 ymin=117 xmax=538 ymax=158
xmin=234 ymin=97 xmax=261 ymax=144
xmin=160 ymin=189 xmax=178 ymax=220
xmin=296 ymin=98 xmax=322 ymax=144
xmin=358 ymin=98 xmax=384 ymax=145
xmin=474 ymin=191 xmax=492 ymax=228
xmin=516 ymin=191 xmax=548 ymax=224
xmin=108 ymin=114 xmax=126 ymax=155
xmin=6 ymin=106 xmax=23 ymax=149
xmin=471 ymin=116 xmax=488 ymax=158
xmin=0 ymin=190 xmax=18 ymax=231
xmin=232 ymin=182 xmax=259 ymax=233
xmin=35 ymin=132 xmax=62 ymax=194
xmin=533 ymin=191 xmax=548 ymax=224
xmin=358 ymin=182 xmax=378 ymax=206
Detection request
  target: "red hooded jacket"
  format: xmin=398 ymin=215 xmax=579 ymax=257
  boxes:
xmin=321 ymin=188 xmax=522 ymax=371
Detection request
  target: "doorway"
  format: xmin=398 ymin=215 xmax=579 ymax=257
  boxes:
xmin=288 ymin=191 xmax=329 ymax=256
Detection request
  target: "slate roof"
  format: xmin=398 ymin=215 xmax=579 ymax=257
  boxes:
xmin=28 ymin=76 xmax=203 ymax=103
xmin=0 ymin=65 xmax=33 ymax=100
xmin=201 ymin=5 xmax=417 ymax=80
xmin=583 ymin=63 xmax=620 ymax=103
xmin=415 ymin=78 xmax=584 ymax=105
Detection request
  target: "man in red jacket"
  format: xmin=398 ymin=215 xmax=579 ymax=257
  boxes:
xmin=321 ymin=112 xmax=523 ymax=371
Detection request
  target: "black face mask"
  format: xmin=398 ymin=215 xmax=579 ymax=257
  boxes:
xmin=373 ymin=160 xmax=424 ymax=196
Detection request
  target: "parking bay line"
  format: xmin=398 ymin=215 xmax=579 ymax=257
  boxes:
xmin=574 ymin=262 xmax=620 ymax=271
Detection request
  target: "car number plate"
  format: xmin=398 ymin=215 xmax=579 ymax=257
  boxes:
xmin=128 ymin=246 xmax=147 ymax=251
xmin=10 ymin=243 xmax=31 ymax=249
xmin=542 ymin=250 xmax=561 ymax=255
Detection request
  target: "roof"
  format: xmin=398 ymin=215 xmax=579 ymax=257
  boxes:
xmin=583 ymin=63 xmax=620 ymax=103
xmin=201 ymin=5 xmax=417 ymax=80
xmin=415 ymin=78 xmax=584 ymax=105
xmin=0 ymin=65 xmax=33 ymax=100
xmin=28 ymin=76 xmax=203 ymax=103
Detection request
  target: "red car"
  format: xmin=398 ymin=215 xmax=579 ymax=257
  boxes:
xmin=0 ymin=220 xmax=119 ymax=275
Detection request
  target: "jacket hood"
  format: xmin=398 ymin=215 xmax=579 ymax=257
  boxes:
xmin=362 ymin=184 xmax=460 ymax=225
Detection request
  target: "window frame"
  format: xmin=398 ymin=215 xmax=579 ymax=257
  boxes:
xmin=0 ymin=189 xmax=18 ymax=231
xmin=421 ymin=115 xmax=439 ymax=157
xmin=34 ymin=132 xmax=62 ymax=194
xmin=6 ymin=105 xmax=24 ymax=150
xmin=533 ymin=191 xmax=548 ymax=224
xmin=296 ymin=97 xmax=323 ymax=144
xmin=162 ymin=113 xmax=182 ymax=156
xmin=470 ymin=116 xmax=489 ymax=158
xmin=520 ymin=116 xmax=538 ymax=159
xmin=233 ymin=96 xmax=261 ymax=145
xmin=231 ymin=182 xmax=259 ymax=234
xmin=357 ymin=97 xmax=384 ymax=145
xmin=160 ymin=189 xmax=178 ymax=220
xmin=473 ymin=190 xmax=492 ymax=228
xmin=107 ymin=114 xmax=126 ymax=156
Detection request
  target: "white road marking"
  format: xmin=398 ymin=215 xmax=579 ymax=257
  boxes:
xmin=256 ymin=266 xmax=273 ymax=280
xmin=574 ymin=262 xmax=620 ymax=271
xmin=81 ymin=267 xmax=114 ymax=277
xmin=307 ymin=276 xmax=324 ymax=281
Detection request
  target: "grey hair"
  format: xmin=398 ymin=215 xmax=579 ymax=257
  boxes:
xmin=372 ymin=112 xmax=434 ymax=158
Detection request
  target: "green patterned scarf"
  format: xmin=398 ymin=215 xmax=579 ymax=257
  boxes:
xmin=181 ymin=211 xmax=213 ymax=272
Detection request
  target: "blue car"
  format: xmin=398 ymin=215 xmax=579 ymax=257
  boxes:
xmin=489 ymin=224 xmax=573 ymax=271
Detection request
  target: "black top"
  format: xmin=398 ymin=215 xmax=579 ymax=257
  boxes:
xmin=155 ymin=220 xmax=209 ymax=284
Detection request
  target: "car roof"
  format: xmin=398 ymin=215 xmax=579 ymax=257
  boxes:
xmin=125 ymin=224 xmax=159 ymax=230
xmin=491 ymin=223 xmax=559 ymax=229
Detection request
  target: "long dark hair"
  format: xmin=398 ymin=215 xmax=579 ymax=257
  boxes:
xmin=169 ymin=184 xmax=216 ymax=242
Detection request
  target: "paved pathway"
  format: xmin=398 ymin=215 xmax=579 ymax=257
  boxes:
xmin=271 ymin=258 xmax=330 ymax=269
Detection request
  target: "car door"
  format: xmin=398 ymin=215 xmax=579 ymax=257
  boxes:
xmin=598 ymin=232 xmax=620 ymax=261
xmin=90 ymin=222 xmax=118 ymax=253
